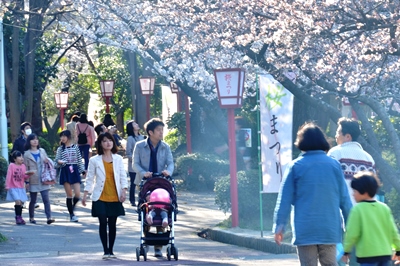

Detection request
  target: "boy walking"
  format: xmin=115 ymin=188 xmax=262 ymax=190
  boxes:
xmin=342 ymin=171 xmax=400 ymax=266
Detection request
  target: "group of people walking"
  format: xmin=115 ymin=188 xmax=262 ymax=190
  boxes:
xmin=5 ymin=116 xmax=174 ymax=260
xmin=6 ymin=114 xmax=400 ymax=264
xmin=273 ymin=118 xmax=400 ymax=266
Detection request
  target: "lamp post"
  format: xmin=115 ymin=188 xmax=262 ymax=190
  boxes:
xmin=170 ymin=82 xmax=192 ymax=154
xmin=0 ymin=17 xmax=8 ymax=161
xmin=139 ymin=77 xmax=155 ymax=121
xmin=214 ymin=68 xmax=245 ymax=228
xmin=54 ymin=92 xmax=69 ymax=130
xmin=99 ymin=80 xmax=115 ymax=114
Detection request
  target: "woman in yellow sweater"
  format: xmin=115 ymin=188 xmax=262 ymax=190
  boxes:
xmin=82 ymin=132 xmax=128 ymax=260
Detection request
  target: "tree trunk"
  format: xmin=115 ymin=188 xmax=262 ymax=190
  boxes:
xmin=116 ymin=112 xmax=124 ymax=137
xmin=5 ymin=0 xmax=24 ymax=142
xmin=32 ymin=91 xmax=44 ymax=135
xmin=124 ymin=51 xmax=138 ymax=122
xmin=23 ymin=0 xmax=50 ymax=130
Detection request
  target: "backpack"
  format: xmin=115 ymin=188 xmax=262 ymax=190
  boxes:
xmin=77 ymin=125 xmax=89 ymax=144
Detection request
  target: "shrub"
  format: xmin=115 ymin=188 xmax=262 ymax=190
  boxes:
xmin=175 ymin=152 xmax=229 ymax=191
xmin=0 ymin=156 xmax=8 ymax=197
xmin=164 ymin=129 xmax=179 ymax=151
xmin=214 ymin=169 xmax=278 ymax=230
xmin=38 ymin=136 xmax=54 ymax=158
xmin=0 ymin=232 xmax=7 ymax=242
xmin=385 ymin=188 xmax=400 ymax=226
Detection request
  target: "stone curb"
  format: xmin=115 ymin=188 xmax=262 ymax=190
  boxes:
xmin=207 ymin=227 xmax=296 ymax=254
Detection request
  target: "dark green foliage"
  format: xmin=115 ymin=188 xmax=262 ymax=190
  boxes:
xmin=0 ymin=232 xmax=7 ymax=242
xmin=164 ymin=129 xmax=179 ymax=151
xmin=385 ymin=188 xmax=400 ymax=227
xmin=38 ymin=136 xmax=54 ymax=159
xmin=167 ymin=112 xmax=186 ymax=139
xmin=214 ymin=169 xmax=278 ymax=230
xmin=175 ymin=153 xmax=229 ymax=191
xmin=0 ymin=156 xmax=9 ymax=197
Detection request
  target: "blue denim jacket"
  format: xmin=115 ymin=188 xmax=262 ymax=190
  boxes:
xmin=273 ymin=150 xmax=352 ymax=245
xmin=133 ymin=139 xmax=174 ymax=179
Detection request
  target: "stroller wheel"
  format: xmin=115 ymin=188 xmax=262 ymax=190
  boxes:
xmin=167 ymin=246 xmax=171 ymax=261
xmin=140 ymin=245 xmax=148 ymax=261
xmin=136 ymin=247 xmax=140 ymax=261
xmin=143 ymin=248 xmax=147 ymax=261
xmin=173 ymin=246 xmax=178 ymax=261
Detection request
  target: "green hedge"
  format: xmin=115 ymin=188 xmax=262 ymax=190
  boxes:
xmin=0 ymin=156 xmax=8 ymax=197
xmin=175 ymin=152 xmax=229 ymax=191
xmin=214 ymin=169 xmax=278 ymax=230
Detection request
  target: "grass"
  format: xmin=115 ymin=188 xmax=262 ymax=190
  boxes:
xmin=0 ymin=233 xmax=7 ymax=242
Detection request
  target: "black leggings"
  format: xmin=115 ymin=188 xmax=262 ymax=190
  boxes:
xmin=98 ymin=215 xmax=118 ymax=254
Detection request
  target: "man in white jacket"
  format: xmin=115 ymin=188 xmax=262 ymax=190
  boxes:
xmin=328 ymin=117 xmax=375 ymax=266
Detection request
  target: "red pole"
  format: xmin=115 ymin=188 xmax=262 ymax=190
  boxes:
xmin=146 ymin=95 xmax=150 ymax=121
xmin=228 ymin=108 xmax=239 ymax=227
xmin=184 ymin=94 xmax=192 ymax=154
xmin=60 ymin=109 xmax=64 ymax=130
xmin=105 ymin=97 xmax=110 ymax=113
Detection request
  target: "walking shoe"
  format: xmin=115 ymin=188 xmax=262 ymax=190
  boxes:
xmin=70 ymin=215 xmax=79 ymax=222
xmin=15 ymin=216 xmax=25 ymax=225
xmin=35 ymin=203 xmax=39 ymax=208
xmin=47 ymin=218 xmax=55 ymax=224
xmin=154 ymin=249 xmax=162 ymax=257
xmin=29 ymin=219 xmax=36 ymax=224
xmin=109 ymin=254 xmax=117 ymax=259
xmin=102 ymin=254 xmax=110 ymax=260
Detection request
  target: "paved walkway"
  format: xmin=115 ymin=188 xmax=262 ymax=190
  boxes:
xmin=0 ymin=159 xmax=298 ymax=265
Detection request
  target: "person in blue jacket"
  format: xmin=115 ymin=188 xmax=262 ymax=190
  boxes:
xmin=273 ymin=122 xmax=352 ymax=266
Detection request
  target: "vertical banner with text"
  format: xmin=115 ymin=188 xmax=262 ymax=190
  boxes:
xmin=260 ymin=75 xmax=293 ymax=193
xmin=161 ymin=85 xmax=178 ymax=134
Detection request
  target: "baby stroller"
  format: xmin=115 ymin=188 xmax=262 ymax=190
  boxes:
xmin=136 ymin=173 xmax=178 ymax=261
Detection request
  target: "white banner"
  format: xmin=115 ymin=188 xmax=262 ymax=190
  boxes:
xmin=161 ymin=85 xmax=178 ymax=134
xmin=260 ymin=75 xmax=293 ymax=193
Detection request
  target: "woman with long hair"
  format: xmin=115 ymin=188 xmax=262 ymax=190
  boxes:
xmin=125 ymin=120 xmax=145 ymax=206
xmin=23 ymin=134 xmax=55 ymax=224
xmin=75 ymin=113 xmax=96 ymax=171
xmin=54 ymin=130 xmax=86 ymax=222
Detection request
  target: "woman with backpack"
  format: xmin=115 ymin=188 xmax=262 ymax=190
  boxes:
xmin=75 ymin=113 xmax=96 ymax=171
xmin=55 ymin=130 xmax=86 ymax=222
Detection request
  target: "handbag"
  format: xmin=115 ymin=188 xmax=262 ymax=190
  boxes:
xmin=42 ymin=158 xmax=57 ymax=185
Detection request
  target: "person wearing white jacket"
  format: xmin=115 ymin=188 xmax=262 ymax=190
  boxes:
xmin=82 ymin=132 xmax=128 ymax=260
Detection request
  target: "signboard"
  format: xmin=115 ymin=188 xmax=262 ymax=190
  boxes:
xmin=260 ymin=75 xmax=293 ymax=193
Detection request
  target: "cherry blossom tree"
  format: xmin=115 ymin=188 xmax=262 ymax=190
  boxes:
xmin=57 ymin=0 xmax=400 ymax=191
xmin=4 ymin=0 xmax=400 ymax=191
xmin=56 ymin=0 xmax=400 ymax=191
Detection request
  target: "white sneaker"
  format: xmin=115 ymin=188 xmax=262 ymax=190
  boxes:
xmin=70 ymin=215 xmax=79 ymax=222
